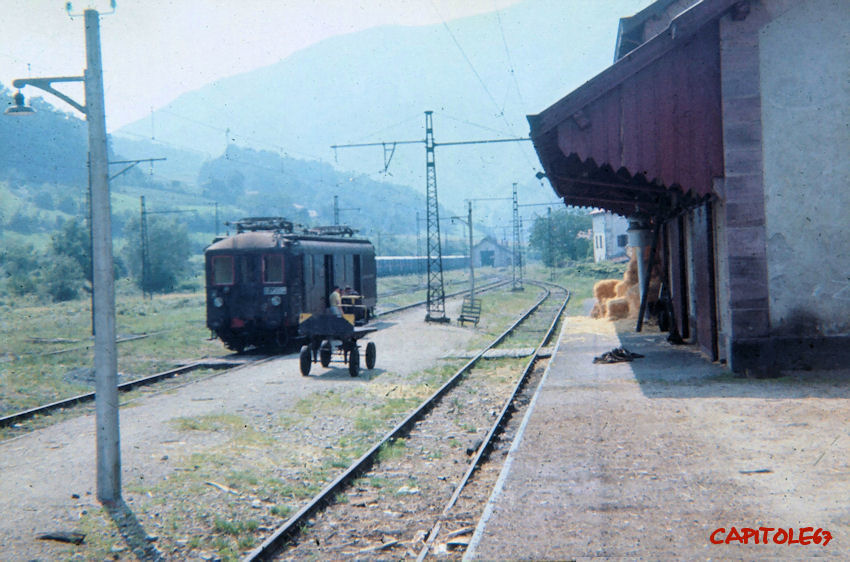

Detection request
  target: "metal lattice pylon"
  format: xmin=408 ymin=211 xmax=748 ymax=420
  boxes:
xmin=424 ymin=111 xmax=447 ymax=321
xmin=511 ymin=183 xmax=524 ymax=291
xmin=140 ymin=196 xmax=151 ymax=298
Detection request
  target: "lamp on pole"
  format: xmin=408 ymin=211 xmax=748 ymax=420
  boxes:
xmin=6 ymin=7 xmax=121 ymax=505
xmin=451 ymin=201 xmax=475 ymax=303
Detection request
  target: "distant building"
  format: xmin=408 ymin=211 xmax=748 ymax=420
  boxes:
xmin=590 ymin=210 xmax=629 ymax=263
xmin=528 ymin=0 xmax=850 ymax=373
xmin=472 ymin=236 xmax=512 ymax=268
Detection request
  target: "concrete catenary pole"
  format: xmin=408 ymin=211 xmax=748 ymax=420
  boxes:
xmin=85 ymin=9 xmax=121 ymax=505
xmin=467 ymin=200 xmax=474 ymax=302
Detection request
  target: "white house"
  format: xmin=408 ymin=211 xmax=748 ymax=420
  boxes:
xmin=590 ymin=210 xmax=630 ymax=263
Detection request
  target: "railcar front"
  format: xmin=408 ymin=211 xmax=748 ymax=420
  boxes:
xmin=205 ymin=231 xmax=298 ymax=351
xmin=205 ymin=222 xmax=377 ymax=352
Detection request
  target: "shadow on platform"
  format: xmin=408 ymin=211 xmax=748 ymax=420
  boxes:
xmin=605 ymin=320 xmax=850 ymax=400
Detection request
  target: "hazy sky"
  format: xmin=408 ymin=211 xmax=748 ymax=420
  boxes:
xmin=2 ymin=0 xmax=530 ymax=131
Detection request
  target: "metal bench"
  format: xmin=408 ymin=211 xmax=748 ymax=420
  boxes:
xmin=458 ymin=296 xmax=482 ymax=327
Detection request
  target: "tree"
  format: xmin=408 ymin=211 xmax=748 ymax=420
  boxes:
xmin=42 ymin=254 xmax=85 ymax=302
xmin=528 ymin=208 xmax=592 ymax=266
xmin=50 ymin=219 xmax=92 ymax=286
xmin=0 ymin=239 xmax=41 ymax=296
xmin=123 ymin=215 xmax=192 ymax=293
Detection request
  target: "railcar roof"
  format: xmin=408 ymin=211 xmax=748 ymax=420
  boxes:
xmin=206 ymin=231 xmax=373 ymax=252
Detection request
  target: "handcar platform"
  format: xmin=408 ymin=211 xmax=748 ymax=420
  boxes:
xmin=297 ymin=313 xmax=377 ymax=377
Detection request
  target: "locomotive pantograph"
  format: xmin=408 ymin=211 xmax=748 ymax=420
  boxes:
xmin=204 ymin=217 xmax=378 ymax=375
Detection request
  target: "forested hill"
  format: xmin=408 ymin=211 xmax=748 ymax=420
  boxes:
xmin=198 ymin=144 xmax=439 ymax=243
xmin=115 ymin=0 xmax=638 ymax=212
xmin=0 ymin=84 xmax=442 ymax=256
xmin=1 ymin=86 xmax=88 ymax=187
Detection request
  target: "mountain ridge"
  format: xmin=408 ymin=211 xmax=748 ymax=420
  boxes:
xmin=116 ymin=0 xmax=645 ymax=216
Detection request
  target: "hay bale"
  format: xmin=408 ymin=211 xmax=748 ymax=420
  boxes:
xmin=606 ymin=297 xmax=630 ymax=320
xmin=615 ymin=280 xmax=631 ymax=297
xmin=593 ymin=279 xmax=619 ymax=302
xmin=625 ymin=284 xmax=642 ymax=316
xmin=590 ymin=301 xmax=606 ymax=319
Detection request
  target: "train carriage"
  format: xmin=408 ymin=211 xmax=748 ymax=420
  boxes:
xmin=205 ymin=218 xmax=376 ymax=352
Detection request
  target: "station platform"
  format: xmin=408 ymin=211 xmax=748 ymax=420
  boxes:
xmin=465 ymin=315 xmax=848 ymax=560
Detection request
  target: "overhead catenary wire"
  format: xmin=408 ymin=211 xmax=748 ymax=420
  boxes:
xmin=495 ymin=5 xmax=526 ymax=108
xmin=426 ymin=2 xmax=549 ymax=200
xmin=429 ymin=0 xmax=504 ymax=123
xmin=156 ymin=108 xmax=325 ymax=162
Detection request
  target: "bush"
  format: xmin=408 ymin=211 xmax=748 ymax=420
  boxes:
xmin=42 ymin=255 xmax=84 ymax=302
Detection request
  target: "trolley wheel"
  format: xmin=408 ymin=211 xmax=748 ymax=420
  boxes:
xmin=348 ymin=346 xmax=360 ymax=377
xmin=299 ymin=345 xmax=312 ymax=376
xmin=319 ymin=340 xmax=332 ymax=367
xmin=365 ymin=341 xmax=376 ymax=370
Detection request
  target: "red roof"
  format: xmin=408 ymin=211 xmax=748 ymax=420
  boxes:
xmin=528 ymin=0 xmax=739 ymax=217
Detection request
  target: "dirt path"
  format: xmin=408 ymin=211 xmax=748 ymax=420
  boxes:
xmin=0 ymin=302 xmax=473 ymax=561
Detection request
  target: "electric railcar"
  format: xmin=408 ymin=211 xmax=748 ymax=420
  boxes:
xmin=205 ymin=218 xmax=377 ymax=352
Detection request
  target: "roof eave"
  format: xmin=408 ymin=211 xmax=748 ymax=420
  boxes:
xmin=527 ymin=0 xmax=739 ymax=140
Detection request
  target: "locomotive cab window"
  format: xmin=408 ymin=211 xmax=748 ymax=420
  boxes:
xmin=211 ymin=255 xmax=234 ymax=285
xmin=263 ymin=254 xmax=284 ymax=284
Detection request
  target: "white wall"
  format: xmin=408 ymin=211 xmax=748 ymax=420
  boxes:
xmin=591 ymin=212 xmax=629 ymax=262
xmin=592 ymin=213 xmax=606 ymax=262
xmin=605 ymin=213 xmax=630 ymax=260
xmin=760 ymin=0 xmax=850 ymax=336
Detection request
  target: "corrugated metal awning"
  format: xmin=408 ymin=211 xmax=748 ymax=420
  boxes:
xmin=529 ymin=0 xmax=737 ymax=218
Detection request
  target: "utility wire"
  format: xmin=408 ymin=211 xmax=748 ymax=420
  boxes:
xmin=349 ymin=112 xmax=424 ymax=144
xmin=435 ymin=111 xmax=509 ymax=136
xmin=428 ymin=2 xmax=545 ymax=194
xmin=156 ymin=108 xmax=324 ymax=162
xmin=495 ymin=5 xmax=526 ymax=107
xmin=429 ymin=0 xmax=503 ymax=121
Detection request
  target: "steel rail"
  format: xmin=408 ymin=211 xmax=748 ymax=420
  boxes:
xmin=0 ymin=355 xmax=264 ymax=429
xmin=416 ymin=280 xmax=570 ymax=560
xmin=3 ymin=330 xmax=170 ymax=363
xmin=376 ymin=278 xmax=509 ymax=317
xmin=1 ymin=276 xmax=503 ymax=431
xmin=245 ymin=281 xmax=555 ymax=561
xmin=3 ymin=274 xmax=504 ymax=432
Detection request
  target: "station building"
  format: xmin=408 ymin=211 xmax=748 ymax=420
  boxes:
xmin=529 ymin=0 xmax=849 ymax=372
xmin=472 ymin=236 xmax=513 ymax=268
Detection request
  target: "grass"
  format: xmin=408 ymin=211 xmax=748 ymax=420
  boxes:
xmin=7 ymin=262 xmax=617 ymax=559
xmin=213 ymin=517 xmax=259 ymax=536
xmin=0 ymin=288 xmax=225 ymax=417
xmin=172 ymin=413 xmax=247 ymax=432
xmin=375 ymin=267 xmax=502 ymax=309
xmin=525 ymin=262 xmax=628 ymax=316
xmin=475 ymin=287 xmax=545 ymax=341
xmin=376 ymin=438 xmax=407 ymax=462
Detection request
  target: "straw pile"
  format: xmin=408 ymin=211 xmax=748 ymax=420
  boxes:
xmin=590 ymin=248 xmax=660 ymax=320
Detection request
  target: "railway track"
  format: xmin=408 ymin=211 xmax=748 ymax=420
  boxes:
xmin=0 ymin=280 xmax=505 ymax=434
xmin=0 ymin=354 xmax=270 ymax=431
xmin=246 ymin=280 xmax=570 ymax=560
xmin=376 ymin=278 xmax=508 ymax=316
xmin=377 ymin=275 xmax=499 ymax=300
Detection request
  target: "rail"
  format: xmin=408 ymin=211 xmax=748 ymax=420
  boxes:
xmin=0 ymin=355 xmax=269 ymax=430
xmin=245 ymin=280 xmax=569 ymax=560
